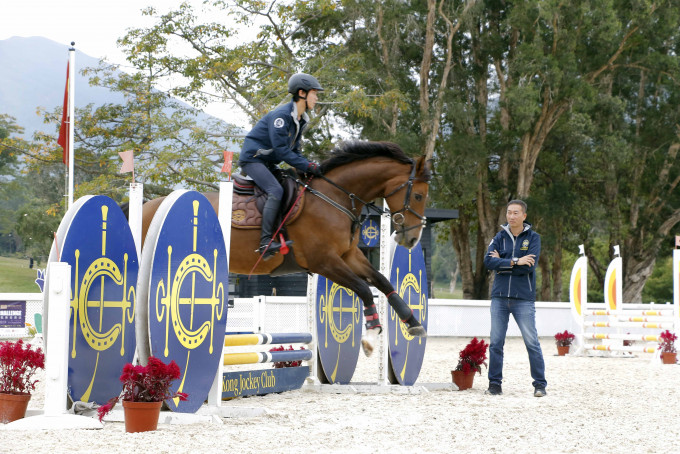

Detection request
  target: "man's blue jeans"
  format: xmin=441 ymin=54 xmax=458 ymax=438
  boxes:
xmin=488 ymin=297 xmax=547 ymax=388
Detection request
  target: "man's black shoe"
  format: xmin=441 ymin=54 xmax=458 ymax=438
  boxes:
xmin=534 ymin=386 xmax=547 ymax=397
xmin=485 ymin=383 xmax=503 ymax=395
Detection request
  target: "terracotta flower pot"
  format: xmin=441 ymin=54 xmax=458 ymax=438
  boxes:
xmin=0 ymin=392 xmax=31 ymax=424
xmin=451 ymin=370 xmax=475 ymax=390
xmin=122 ymin=400 xmax=162 ymax=433
xmin=557 ymin=345 xmax=570 ymax=356
xmin=662 ymin=352 xmax=677 ymax=365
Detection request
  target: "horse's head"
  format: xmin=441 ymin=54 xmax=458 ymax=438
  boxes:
xmin=384 ymin=155 xmax=431 ymax=249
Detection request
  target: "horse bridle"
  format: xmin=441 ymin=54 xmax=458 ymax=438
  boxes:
xmin=382 ymin=159 xmax=428 ymax=236
xmin=291 ymin=159 xmax=427 ymax=238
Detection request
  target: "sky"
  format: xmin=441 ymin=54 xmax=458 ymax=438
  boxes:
xmin=1 ymin=0 xmax=247 ymax=127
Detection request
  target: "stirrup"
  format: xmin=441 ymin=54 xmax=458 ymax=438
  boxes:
xmin=258 ymin=243 xmax=279 ymax=261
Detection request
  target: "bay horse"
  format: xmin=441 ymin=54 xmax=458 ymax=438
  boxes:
xmin=139 ymin=141 xmax=431 ymax=356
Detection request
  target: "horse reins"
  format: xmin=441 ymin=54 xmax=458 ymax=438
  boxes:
xmin=290 ymin=159 xmax=427 ymax=238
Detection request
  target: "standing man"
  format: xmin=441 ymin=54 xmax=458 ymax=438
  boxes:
xmin=238 ymin=73 xmax=324 ymax=260
xmin=483 ymin=199 xmax=547 ymax=397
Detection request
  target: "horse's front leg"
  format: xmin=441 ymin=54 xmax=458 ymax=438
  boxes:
xmin=342 ymin=249 xmax=427 ymax=356
xmin=366 ymin=268 xmax=426 ymax=334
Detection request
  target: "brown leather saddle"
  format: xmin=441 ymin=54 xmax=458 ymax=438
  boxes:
xmin=230 ymin=168 xmax=305 ymax=230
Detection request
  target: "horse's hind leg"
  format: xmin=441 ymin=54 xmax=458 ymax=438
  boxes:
xmin=311 ymin=255 xmax=388 ymax=357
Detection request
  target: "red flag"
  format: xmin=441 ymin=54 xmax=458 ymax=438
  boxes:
xmin=57 ymin=62 xmax=70 ymax=165
xmin=221 ymin=150 xmax=234 ymax=176
xmin=118 ymin=150 xmax=134 ymax=173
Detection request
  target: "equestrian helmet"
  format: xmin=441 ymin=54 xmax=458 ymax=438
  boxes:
xmin=288 ymin=73 xmax=324 ymax=94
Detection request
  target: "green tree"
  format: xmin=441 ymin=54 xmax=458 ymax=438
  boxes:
xmin=0 ymin=114 xmax=22 ymax=177
xmin=0 ymin=114 xmax=26 ymax=255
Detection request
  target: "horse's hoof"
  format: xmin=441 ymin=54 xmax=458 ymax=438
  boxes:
xmin=408 ymin=326 xmax=427 ymax=337
xmin=361 ymin=338 xmax=374 ymax=357
xmin=361 ymin=328 xmax=379 ymax=357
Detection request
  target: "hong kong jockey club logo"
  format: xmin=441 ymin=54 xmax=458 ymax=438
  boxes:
xmin=360 ymin=219 xmax=379 ymax=247
xmin=144 ymin=191 xmax=228 ymax=413
xmin=388 ymin=241 xmax=428 ymax=386
xmin=58 ymin=196 xmax=138 ymax=404
xmin=315 ymin=275 xmax=361 ymax=384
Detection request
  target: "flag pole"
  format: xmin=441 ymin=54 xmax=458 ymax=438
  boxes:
xmin=67 ymin=42 xmax=75 ymax=209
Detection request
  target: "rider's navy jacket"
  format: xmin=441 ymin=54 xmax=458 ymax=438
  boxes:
xmin=239 ymin=100 xmax=312 ymax=171
xmin=483 ymin=222 xmax=541 ymax=301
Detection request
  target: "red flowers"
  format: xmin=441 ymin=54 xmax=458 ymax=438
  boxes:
xmin=658 ymin=330 xmax=678 ymax=354
xmin=455 ymin=337 xmax=488 ymax=375
xmin=269 ymin=345 xmax=306 ymax=368
xmin=554 ymin=330 xmax=575 ymax=347
xmin=0 ymin=339 xmax=45 ymax=395
xmin=97 ymin=356 xmax=188 ymax=422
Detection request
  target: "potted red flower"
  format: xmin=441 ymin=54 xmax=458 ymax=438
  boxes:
xmin=0 ymin=339 xmax=45 ymax=423
xmin=554 ymin=330 xmax=575 ymax=356
xmin=97 ymin=356 xmax=188 ymax=432
xmin=658 ymin=330 xmax=677 ymax=365
xmin=451 ymin=337 xmax=488 ymax=390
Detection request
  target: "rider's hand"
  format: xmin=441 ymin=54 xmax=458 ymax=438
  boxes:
xmin=307 ymin=161 xmax=323 ymax=177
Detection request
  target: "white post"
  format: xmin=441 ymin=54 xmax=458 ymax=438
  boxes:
xmin=377 ymin=200 xmax=391 ymax=385
xmin=43 ymin=262 xmax=71 ymax=416
xmin=6 ymin=262 xmax=102 ymax=429
xmin=674 ymin=249 xmax=680 ymax=342
xmin=570 ymin=245 xmax=588 ymax=355
xmin=67 ymin=44 xmax=75 ymax=209
xmin=128 ymin=183 xmax=144 ymax=260
xmin=306 ymin=273 xmax=321 ymax=384
xmin=208 ymin=181 xmax=233 ymax=407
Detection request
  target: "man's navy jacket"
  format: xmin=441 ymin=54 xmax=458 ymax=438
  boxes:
xmin=483 ymin=223 xmax=541 ymax=301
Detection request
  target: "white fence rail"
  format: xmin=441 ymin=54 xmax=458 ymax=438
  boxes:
xmin=224 ymin=296 xmax=576 ymax=337
xmin=1 ymin=292 xmax=587 ymax=339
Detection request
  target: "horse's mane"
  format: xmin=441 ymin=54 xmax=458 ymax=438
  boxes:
xmin=320 ymin=141 xmax=414 ymax=173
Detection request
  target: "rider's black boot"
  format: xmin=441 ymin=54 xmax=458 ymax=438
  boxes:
xmin=258 ymin=196 xmax=292 ymax=261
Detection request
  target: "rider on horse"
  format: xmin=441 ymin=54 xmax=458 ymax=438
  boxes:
xmin=238 ymin=73 xmax=324 ymax=260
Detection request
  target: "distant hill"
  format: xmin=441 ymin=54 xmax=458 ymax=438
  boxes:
xmin=0 ymin=36 xmax=226 ymax=138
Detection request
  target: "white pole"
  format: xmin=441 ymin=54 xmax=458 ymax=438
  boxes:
xmin=208 ymin=181 xmax=233 ymax=407
xmin=674 ymin=249 xmax=679 ymax=340
xmin=128 ymin=183 xmax=144 ymax=260
xmin=67 ymin=43 xmax=75 ymax=209
xmin=306 ymin=273 xmax=321 ymax=384
xmin=43 ymin=262 xmax=71 ymax=416
xmin=6 ymin=262 xmax=102 ymax=429
xmin=378 ymin=199 xmax=390 ymax=385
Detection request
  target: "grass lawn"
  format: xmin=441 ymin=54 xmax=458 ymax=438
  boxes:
xmin=431 ymin=281 xmax=463 ymax=299
xmin=0 ymin=256 xmax=42 ymax=293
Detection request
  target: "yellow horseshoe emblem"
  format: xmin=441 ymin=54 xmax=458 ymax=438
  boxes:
xmin=319 ymin=282 xmax=360 ymax=346
xmin=69 ymin=204 xmax=136 ymax=402
xmin=390 ymin=253 xmax=427 ymax=381
xmin=318 ymin=280 xmax=360 ymax=382
xmin=153 ymin=199 xmax=225 ymax=407
xmin=156 ymin=250 xmax=224 ymax=357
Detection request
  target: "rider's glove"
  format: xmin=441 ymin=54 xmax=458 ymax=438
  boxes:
xmin=307 ymin=161 xmax=323 ymax=177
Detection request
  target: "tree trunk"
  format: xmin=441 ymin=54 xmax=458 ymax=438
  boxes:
xmin=449 ymin=263 xmax=459 ymax=294
xmin=474 ymin=228 xmax=490 ymax=299
xmin=551 ymin=236 xmax=563 ymax=302
xmin=450 ymin=218 xmax=475 ymax=299
xmin=538 ymin=252 xmax=551 ymax=301
xmin=622 ymin=255 xmax=656 ymax=303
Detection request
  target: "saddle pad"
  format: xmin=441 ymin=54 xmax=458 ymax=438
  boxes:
xmin=231 ymin=190 xmax=305 ymax=229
